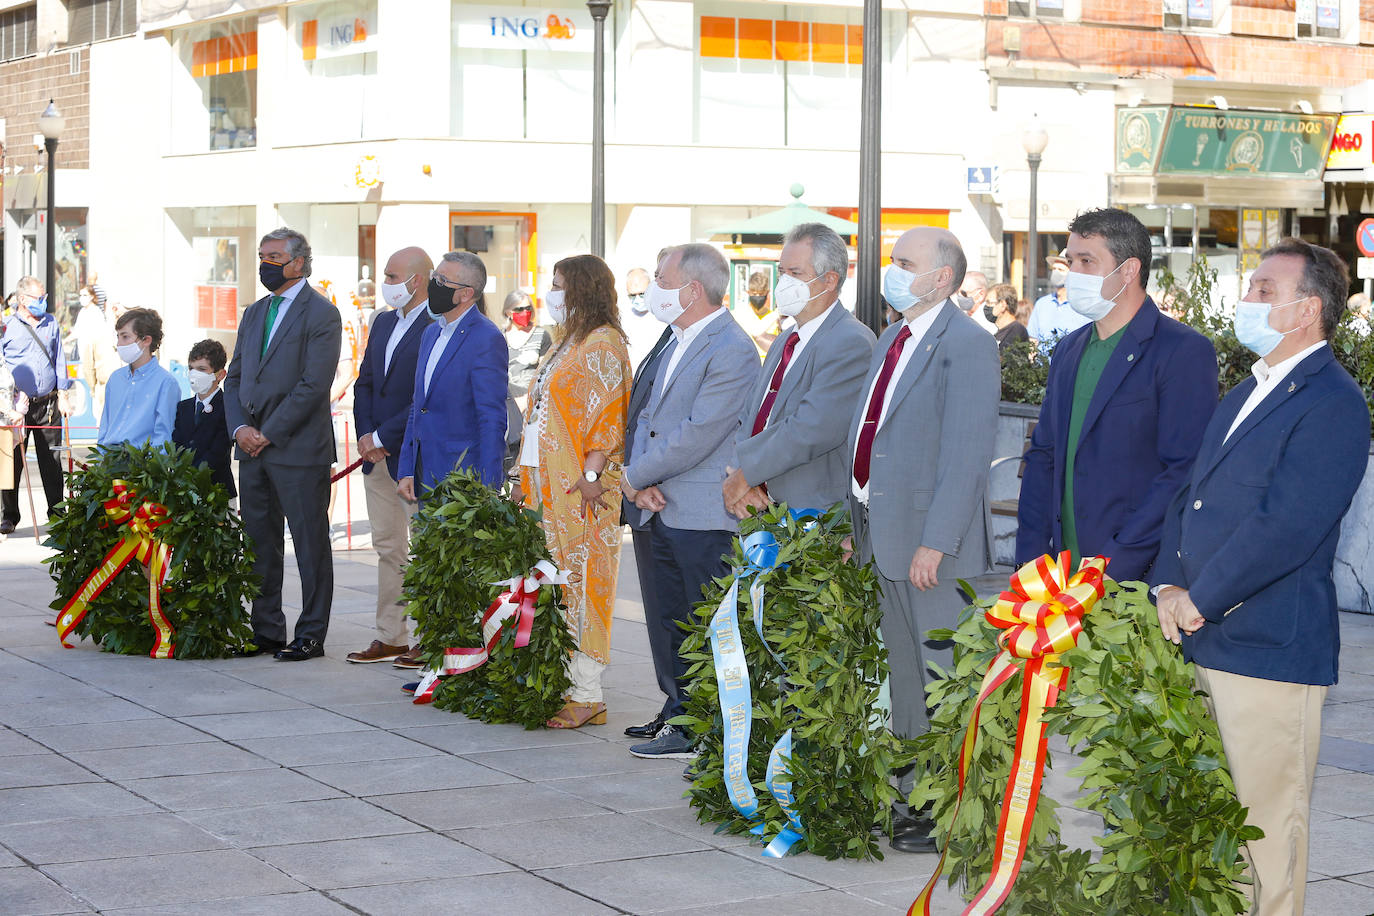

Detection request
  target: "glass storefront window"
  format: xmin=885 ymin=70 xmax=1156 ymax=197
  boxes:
xmin=171 ymin=16 xmax=257 ymax=153
xmin=283 ymin=0 xmax=380 ymax=144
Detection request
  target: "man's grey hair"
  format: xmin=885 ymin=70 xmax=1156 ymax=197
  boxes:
xmin=672 ymin=243 xmax=730 ymax=306
xmin=934 ymin=234 xmax=968 ymax=299
xmin=442 ymin=251 xmax=487 ymax=309
xmin=962 ymin=270 xmax=988 ymax=292
xmin=784 ymin=223 xmax=849 ymax=292
xmin=260 ymin=228 xmax=313 ymax=277
xmin=16 ymin=276 xmax=43 ymax=297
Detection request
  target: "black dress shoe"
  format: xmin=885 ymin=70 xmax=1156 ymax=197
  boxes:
xmin=274 ymin=637 xmax=324 ymax=661
xmin=624 ymin=713 xmax=665 ymax=739
xmin=237 ymin=636 xmax=287 ymax=657
xmin=890 ymin=808 xmax=938 ymax=854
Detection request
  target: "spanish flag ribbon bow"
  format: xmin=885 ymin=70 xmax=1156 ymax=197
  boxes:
xmin=911 ymin=551 xmax=1108 ymax=916
xmin=56 ymin=480 xmax=177 ymax=659
xmin=412 ymin=559 xmax=568 ymax=704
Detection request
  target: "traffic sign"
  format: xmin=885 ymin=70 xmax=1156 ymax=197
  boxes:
xmin=1358 ymin=219 xmax=1374 ymax=257
xmin=966 ymin=166 xmax=999 ymax=195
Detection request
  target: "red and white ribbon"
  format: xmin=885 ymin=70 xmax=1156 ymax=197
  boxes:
xmin=413 ymin=559 xmax=568 ymax=705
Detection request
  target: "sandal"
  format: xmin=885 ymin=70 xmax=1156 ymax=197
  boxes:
xmin=546 ymin=701 xmax=607 ymax=729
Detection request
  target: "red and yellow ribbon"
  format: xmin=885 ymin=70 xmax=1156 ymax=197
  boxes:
xmin=911 ymin=551 xmax=1108 ymax=916
xmin=55 ymin=480 xmax=177 ymax=659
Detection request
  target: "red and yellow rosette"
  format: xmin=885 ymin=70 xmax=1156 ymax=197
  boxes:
xmin=55 ymin=481 xmax=177 ymax=659
xmin=911 ymin=551 xmax=1108 ymax=916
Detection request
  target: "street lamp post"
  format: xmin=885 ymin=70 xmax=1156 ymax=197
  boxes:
xmin=855 ymin=0 xmax=882 ymax=333
xmin=38 ymin=99 xmax=65 ymax=307
xmin=1022 ymin=115 xmax=1048 ymax=305
xmin=587 ymin=0 xmax=612 ymax=258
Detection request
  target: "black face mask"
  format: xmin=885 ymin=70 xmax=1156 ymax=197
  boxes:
xmin=748 ymin=294 xmax=769 ymax=309
xmin=983 ymin=304 xmax=997 ymax=323
xmin=259 ymin=260 xmax=288 ymax=291
xmin=427 ymin=278 xmax=461 ymax=314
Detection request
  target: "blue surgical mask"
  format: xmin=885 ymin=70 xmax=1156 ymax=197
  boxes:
xmin=882 ymin=264 xmax=940 ymax=314
xmin=1233 ymin=297 xmax=1304 ymax=358
xmin=26 ymin=295 xmax=48 ymax=318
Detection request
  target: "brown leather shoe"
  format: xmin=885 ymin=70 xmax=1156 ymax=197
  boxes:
xmin=392 ymin=647 xmax=424 ymax=669
xmin=346 ymin=640 xmax=409 ymax=664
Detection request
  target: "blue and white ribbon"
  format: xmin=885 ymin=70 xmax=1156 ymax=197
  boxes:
xmin=707 ymin=510 xmax=819 ymax=857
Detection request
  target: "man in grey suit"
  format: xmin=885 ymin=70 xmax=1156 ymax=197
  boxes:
xmin=225 ymin=228 xmax=343 ymax=661
xmin=724 ymin=223 xmax=876 ymax=516
xmin=846 ymin=227 xmax=999 ymax=850
xmin=621 ymin=243 xmax=759 ymax=759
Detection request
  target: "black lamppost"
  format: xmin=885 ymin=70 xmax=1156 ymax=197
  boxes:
xmin=1022 ymin=115 xmax=1048 ymax=304
xmin=587 ymin=0 xmax=612 ymax=258
xmin=38 ymin=99 xmax=65 ymax=306
xmin=855 ymin=0 xmax=882 ymax=333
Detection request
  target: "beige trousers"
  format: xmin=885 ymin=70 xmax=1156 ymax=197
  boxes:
xmin=1195 ymin=665 xmax=1327 ymax=916
xmin=362 ymin=463 xmax=417 ymax=647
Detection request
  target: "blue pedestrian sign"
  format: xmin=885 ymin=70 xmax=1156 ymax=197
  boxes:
xmin=966 ymin=166 xmax=999 ymax=195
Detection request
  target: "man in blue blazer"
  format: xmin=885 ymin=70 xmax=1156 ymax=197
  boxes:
xmin=1017 ymin=208 xmax=1218 ymax=581
xmin=346 ymin=246 xmax=434 ymax=665
xmin=397 ymin=251 xmax=507 ymax=501
xmin=1154 ymin=239 xmax=1370 ymax=916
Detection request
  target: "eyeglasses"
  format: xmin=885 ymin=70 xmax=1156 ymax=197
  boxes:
xmin=511 ymin=305 xmax=533 ymax=313
xmin=430 ymin=272 xmax=472 ymax=291
xmin=258 ymin=253 xmax=292 ymax=265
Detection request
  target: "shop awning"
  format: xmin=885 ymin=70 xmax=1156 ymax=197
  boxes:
xmin=711 ymin=184 xmax=859 ymax=238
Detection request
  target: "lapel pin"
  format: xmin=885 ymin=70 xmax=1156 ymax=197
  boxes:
xmin=926 ymin=344 xmax=932 ymax=351
xmin=1126 ymin=353 xmax=1134 ymax=362
xmin=1287 ymin=381 xmax=1296 ymax=393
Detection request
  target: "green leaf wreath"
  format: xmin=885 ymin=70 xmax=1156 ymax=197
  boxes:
xmin=402 ymin=468 xmax=576 ymax=729
xmin=912 ymin=578 xmax=1260 ymax=915
xmin=45 ymin=442 xmax=257 ymax=658
xmin=677 ymin=503 xmax=915 ymax=860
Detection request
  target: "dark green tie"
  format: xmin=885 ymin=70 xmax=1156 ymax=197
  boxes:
xmin=261 ymin=295 xmax=283 ymax=358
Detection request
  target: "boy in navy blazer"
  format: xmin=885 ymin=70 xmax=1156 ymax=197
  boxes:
xmin=172 ymin=339 xmax=236 ymax=499
xmin=1154 ymin=239 xmax=1370 ymax=916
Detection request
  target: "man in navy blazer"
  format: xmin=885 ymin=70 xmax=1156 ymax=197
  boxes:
xmin=397 ymin=251 xmax=507 ymax=501
xmin=1017 ymin=208 xmax=1218 ymax=581
xmin=346 ymin=246 xmax=434 ymax=665
xmin=1154 ymin=240 xmax=1370 ymax=916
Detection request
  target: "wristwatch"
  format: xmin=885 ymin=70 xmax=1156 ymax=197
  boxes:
xmin=583 ymin=469 xmax=600 ymax=483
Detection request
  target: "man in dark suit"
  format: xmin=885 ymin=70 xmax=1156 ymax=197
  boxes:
xmin=224 ymin=229 xmax=342 ymax=661
xmin=621 ymin=243 xmax=759 ymax=759
xmin=725 ymin=223 xmax=875 ymax=516
xmin=397 ymin=251 xmax=507 ymax=500
xmin=1017 ymin=208 xmax=1218 ymax=581
xmin=346 ymin=246 xmax=434 ymax=665
xmin=619 ymin=321 xmax=674 ymax=742
xmin=172 ymin=338 xmax=235 ymax=498
xmin=1154 ymin=239 xmax=1370 ymax=916
xmin=846 ymin=227 xmax=1000 ymax=852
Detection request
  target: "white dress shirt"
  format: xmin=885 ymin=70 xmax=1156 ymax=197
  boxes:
xmin=851 ymin=299 xmax=948 ymax=504
xmin=263 ymin=278 xmax=307 ymax=350
xmin=662 ymin=308 xmax=728 ymax=387
xmin=1224 ymin=341 xmax=1327 ymax=442
xmin=423 ymin=306 xmax=475 ymax=396
xmin=383 ymin=301 xmax=427 ymax=376
xmin=755 ymin=302 xmax=837 ymax=414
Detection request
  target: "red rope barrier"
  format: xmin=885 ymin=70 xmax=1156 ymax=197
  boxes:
xmin=331 ymin=457 xmax=363 ymax=483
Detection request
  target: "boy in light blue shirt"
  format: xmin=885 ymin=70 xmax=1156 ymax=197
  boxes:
xmin=98 ymin=308 xmax=180 ymax=448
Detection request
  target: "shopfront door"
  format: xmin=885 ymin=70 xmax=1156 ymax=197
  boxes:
xmin=449 ymin=212 xmax=536 ymax=322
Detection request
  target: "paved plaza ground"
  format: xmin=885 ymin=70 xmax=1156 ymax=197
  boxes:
xmin=1 ymin=473 xmax=1373 ymax=915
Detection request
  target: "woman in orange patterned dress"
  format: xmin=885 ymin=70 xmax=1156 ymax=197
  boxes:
xmin=518 ymin=255 xmax=632 ymax=728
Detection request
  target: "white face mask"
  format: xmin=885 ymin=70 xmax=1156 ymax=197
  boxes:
xmin=1065 ymin=261 xmax=1128 ymax=321
xmin=647 ymin=279 xmax=690 ymax=324
xmin=187 ymin=369 xmax=216 ymax=396
xmin=117 ymin=341 xmax=144 ymax=365
xmin=379 ymin=275 xmax=413 ymax=309
xmin=774 ymin=273 xmax=826 ymax=317
xmin=544 ymin=289 xmax=567 ymax=325
xmin=883 ymin=264 xmax=941 ymax=315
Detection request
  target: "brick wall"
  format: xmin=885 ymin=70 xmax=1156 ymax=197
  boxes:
xmin=985 ymin=20 xmax=1374 ymax=84
xmin=0 ymin=48 xmax=90 ymax=173
xmin=1232 ymin=5 xmax=1291 ymax=37
xmin=1080 ymin=0 xmax=1162 ymax=28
